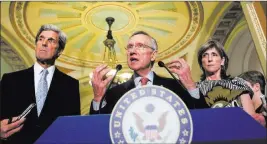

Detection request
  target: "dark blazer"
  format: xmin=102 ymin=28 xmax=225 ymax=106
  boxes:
xmin=90 ymin=72 xmax=208 ymax=114
xmin=0 ymin=66 xmax=80 ymax=144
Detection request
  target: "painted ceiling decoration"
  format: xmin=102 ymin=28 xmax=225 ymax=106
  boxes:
xmin=211 ymin=2 xmax=243 ymax=44
xmin=10 ymin=1 xmax=203 ymax=69
xmin=0 ymin=39 xmax=27 ymax=71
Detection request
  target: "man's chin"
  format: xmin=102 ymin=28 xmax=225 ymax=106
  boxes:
xmin=36 ymin=58 xmax=55 ymax=65
xmin=37 ymin=58 xmax=47 ymax=62
xmin=129 ymin=67 xmax=136 ymax=71
xmin=128 ymin=64 xmax=139 ymax=71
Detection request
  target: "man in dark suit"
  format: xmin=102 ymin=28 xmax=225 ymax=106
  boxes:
xmin=0 ymin=24 xmax=81 ymax=143
xmin=90 ymin=31 xmax=207 ymax=114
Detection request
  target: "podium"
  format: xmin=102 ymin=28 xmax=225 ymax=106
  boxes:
xmin=35 ymin=108 xmax=266 ymax=144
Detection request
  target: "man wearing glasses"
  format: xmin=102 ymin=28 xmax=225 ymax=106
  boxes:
xmin=0 ymin=24 xmax=80 ymax=143
xmin=90 ymin=31 xmax=207 ymax=114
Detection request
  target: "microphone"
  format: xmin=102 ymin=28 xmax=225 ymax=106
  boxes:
xmin=158 ymin=61 xmax=197 ymax=109
xmin=158 ymin=61 xmax=186 ymax=90
xmin=115 ymin=64 xmax=122 ymax=71
xmin=99 ymin=64 xmax=122 ymax=114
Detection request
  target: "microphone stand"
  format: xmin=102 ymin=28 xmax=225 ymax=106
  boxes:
xmin=158 ymin=61 xmax=196 ymax=109
xmin=158 ymin=61 xmax=186 ymax=90
xmin=99 ymin=65 xmax=122 ymax=114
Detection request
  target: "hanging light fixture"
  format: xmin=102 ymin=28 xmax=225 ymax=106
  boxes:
xmin=89 ymin=17 xmax=132 ymax=86
xmin=103 ymin=17 xmax=117 ymax=68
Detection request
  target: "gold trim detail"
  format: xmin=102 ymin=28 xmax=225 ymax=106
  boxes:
xmin=246 ymin=3 xmax=266 ymax=56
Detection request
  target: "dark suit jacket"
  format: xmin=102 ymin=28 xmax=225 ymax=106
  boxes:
xmin=0 ymin=66 xmax=80 ymax=144
xmin=90 ymin=72 xmax=208 ymax=114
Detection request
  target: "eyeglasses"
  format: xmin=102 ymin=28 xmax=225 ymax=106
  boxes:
xmin=125 ymin=42 xmax=154 ymax=51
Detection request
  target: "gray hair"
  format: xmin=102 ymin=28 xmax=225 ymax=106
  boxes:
xmin=129 ymin=31 xmax=158 ymax=67
xmin=35 ymin=24 xmax=67 ymax=51
xmin=130 ymin=31 xmax=158 ymax=51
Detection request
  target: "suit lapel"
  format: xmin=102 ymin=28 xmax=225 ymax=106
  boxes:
xmin=124 ymin=76 xmax=135 ymax=90
xmin=153 ymin=72 xmax=163 ymax=86
xmin=23 ymin=66 xmax=39 ymax=118
xmin=26 ymin=66 xmax=37 ymax=102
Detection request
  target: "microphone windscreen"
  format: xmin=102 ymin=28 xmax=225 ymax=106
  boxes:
xmin=116 ymin=64 xmax=122 ymax=71
xmin=158 ymin=61 xmax=165 ymax=67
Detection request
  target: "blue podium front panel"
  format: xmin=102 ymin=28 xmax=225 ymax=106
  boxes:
xmin=36 ymin=108 xmax=266 ymax=143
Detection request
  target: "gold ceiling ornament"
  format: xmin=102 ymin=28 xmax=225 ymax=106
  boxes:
xmin=88 ymin=17 xmax=132 ymax=86
xmin=103 ymin=17 xmax=117 ymax=69
xmin=10 ymin=1 xmax=203 ymax=68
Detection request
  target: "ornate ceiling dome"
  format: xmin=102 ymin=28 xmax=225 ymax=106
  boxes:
xmin=10 ymin=1 xmax=203 ymax=68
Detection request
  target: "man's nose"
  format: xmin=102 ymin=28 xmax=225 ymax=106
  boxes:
xmin=42 ymin=39 xmax=48 ymax=46
xmin=128 ymin=47 xmax=138 ymax=54
xmin=129 ymin=49 xmax=138 ymax=55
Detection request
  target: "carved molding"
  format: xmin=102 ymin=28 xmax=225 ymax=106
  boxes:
xmin=212 ymin=2 xmax=244 ymax=45
xmin=0 ymin=39 xmax=27 ymax=71
xmin=246 ymin=3 xmax=266 ymax=54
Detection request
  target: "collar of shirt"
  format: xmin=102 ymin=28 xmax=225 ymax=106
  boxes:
xmin=133 ymin=71 xmax=154 ymax=87
xmin=34 ymin=62 xmax=56 ymax=92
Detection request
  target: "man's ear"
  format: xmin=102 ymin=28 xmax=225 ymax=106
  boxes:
xmin=151 ymin=50 xmax=158 ymax=61
xmin=57 ymin=49 xmax=63 ymax=57
xmin=254 ymin=83 xmax=261 ymax=92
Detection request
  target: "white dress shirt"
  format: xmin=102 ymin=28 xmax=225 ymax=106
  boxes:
xmin=34 ymin=62 xmax=55 ymax=97
xmin=133 ymin=71 xmax=154 ymax=87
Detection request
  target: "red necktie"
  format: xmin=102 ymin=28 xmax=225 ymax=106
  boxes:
xmin=140 ymin=77 xmax=149 ymax=86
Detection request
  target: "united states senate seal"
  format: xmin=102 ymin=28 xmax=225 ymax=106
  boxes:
xmin=109 ymin=85 xmax=193 ymax=144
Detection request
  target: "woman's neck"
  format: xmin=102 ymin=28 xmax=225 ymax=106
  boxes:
xmin=205 ymin=73 xmax=221 ymax=81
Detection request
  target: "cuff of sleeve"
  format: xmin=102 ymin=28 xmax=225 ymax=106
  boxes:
xmin=92 ymin=100 xmax=107 ymax=111
xmin=188 ymin=88 xmax=200 ymax=99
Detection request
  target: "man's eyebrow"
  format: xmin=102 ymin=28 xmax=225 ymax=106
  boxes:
xmin=47 ymin=37 xmax=56 ymax=40
xmin=135 ymin=42 xmax=142 ymax=44
xmin=38 ymin=35 xmax=56 ymax=40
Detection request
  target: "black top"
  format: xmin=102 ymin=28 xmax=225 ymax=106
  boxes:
xmin=256 ymin=104 xmax=263 ymax=114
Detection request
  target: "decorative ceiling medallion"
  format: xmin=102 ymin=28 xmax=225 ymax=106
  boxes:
xmin=84 ymin=4 xmax=136 ymax=32
xmin=10 ymin=2 xmax=203 ymax=68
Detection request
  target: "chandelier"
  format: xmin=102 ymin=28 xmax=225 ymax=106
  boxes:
xmin=103 ymin=17 xmax=117 ymax=68
xmin=89 ymin=17 xmax=132 ymax=86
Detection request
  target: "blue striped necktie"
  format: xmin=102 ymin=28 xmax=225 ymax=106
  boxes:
xmin=36 ymin=69 xmax=49 ymax=116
